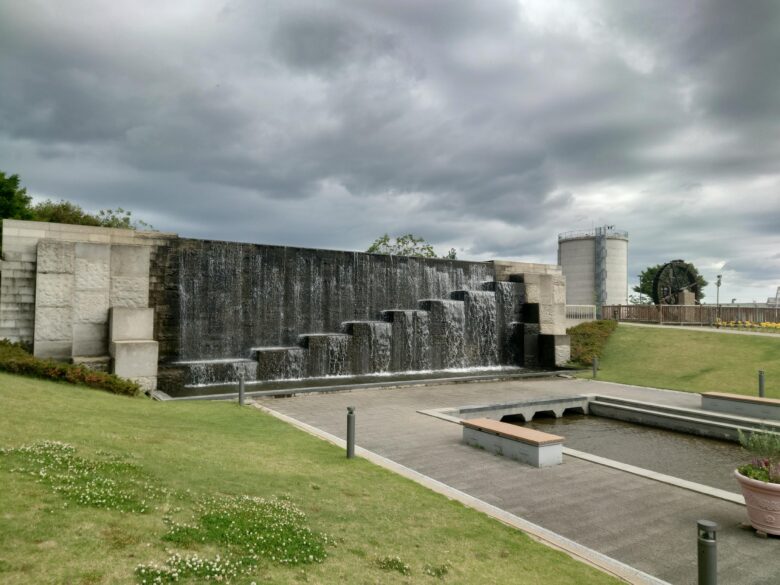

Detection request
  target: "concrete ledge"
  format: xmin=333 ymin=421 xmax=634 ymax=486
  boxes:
xmin=462 ymin=418 xmax=563 ymax=467
xmin=702 ymin=392 xmax=780 ymax=421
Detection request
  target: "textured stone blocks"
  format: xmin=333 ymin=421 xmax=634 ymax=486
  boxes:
xmin=111 ymin=245 xmax=150 ymax=276
xmin=72 ymin=323 xmax=108 ymax=357
xmin=74 ymin=290 xmax=110 ymax=323
xmin=110 ymin=276 xmax=148 ymax=308
xmin=110 ymin=340 xmax=159 ymax=378
xmin=36 ymin=240 xmax=75 ymax=273
xmin=36 ymin=273 xmax=73 ymax=307
xmin=109 ymin=307 xmax=154 ymax=341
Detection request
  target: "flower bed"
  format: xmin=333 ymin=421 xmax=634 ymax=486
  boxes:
xmin=714 ymin=319 xmax=780 ymax=333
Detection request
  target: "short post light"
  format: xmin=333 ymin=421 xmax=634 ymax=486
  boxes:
xmin=346 ymin=406 xmax=356 ymax=459
xmin=715 ymin=275 xmax=722 ymax=323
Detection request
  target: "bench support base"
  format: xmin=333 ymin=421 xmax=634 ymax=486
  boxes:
xmin=463 ymin=427 xmax=562 ymax=467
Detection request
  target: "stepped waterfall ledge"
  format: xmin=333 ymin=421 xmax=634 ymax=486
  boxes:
xmin=0 ymin=220 xmax=572 ymax=396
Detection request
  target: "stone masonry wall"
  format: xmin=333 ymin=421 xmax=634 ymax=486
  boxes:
xmin=0 ymin=219 xmax=175 ymax=347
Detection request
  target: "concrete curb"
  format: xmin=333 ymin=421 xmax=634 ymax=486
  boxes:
xmin=252 ymin=402 xmax=671 ymax=585
xmin=159 ymin=370 xmax=575 ymax=401
xmin=563 ymin=448 xmax=745 ymax=506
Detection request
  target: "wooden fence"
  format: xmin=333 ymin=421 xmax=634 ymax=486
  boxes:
xmin=602 ymin=305 xmax=780 ymax=325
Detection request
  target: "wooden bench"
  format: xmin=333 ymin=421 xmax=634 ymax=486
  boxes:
xmin=461 ymin=418 xmax=564 ymax=467
xmin=702 ymin=392 xmax=780 ymax=421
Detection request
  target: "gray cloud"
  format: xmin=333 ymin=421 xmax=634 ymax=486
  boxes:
xmin=1 ymin=0 xmax=779 ymax=301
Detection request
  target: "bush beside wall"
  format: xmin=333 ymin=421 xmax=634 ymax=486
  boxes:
xmin=0 ymin=340 xmax=140 ymax=396
xmin=567 ymin=320 xmax=618 ymax=366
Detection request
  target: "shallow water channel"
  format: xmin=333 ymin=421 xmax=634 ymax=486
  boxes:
xmin=516 ymin=414 xmax=745 ymax=494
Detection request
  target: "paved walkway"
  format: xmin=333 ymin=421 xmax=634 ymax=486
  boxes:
xmin=254 ymin=378 xmax=778 ymax=585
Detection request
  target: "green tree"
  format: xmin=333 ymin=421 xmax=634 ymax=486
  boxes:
xmin=1 ymin=170 xmax=152 ymax=231
xmin=633 ymin=262 xmax=708 ymax=303
xmin=367 ymin=234 xmax=457 ymax=259
xmin=0 ymin=171 xmax=33 ymax=221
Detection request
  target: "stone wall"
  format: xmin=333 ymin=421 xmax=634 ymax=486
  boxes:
xmin=1 ymin=220 xmax=571 ymax=394
xmin=0 ymin=219 xmax=174 ymax=346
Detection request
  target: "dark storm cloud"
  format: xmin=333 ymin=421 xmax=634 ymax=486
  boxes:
xmin=1 ymin=0 xmax=779 ymax=300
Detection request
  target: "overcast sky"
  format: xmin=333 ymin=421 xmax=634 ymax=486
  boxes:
xmin=2 ymin=1 xmax=779 ymax=302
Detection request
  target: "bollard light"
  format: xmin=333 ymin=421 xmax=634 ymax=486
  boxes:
xmin=238 ymin=373 xmax=245 ymax=406
xmin=592 ymin=357 xmax=599 ymax=379
xmin=759 ymin=370 xmax=765 ymax=398
xmin=697 ymin=520 xmax=718 ymax=585
xmin=346 ymin=406 xmax=356 ymax=459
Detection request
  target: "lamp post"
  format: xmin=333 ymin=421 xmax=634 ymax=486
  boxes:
xmin=716 ymin=275 xmax=722 ymax=323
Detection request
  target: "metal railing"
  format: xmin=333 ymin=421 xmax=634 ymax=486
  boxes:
xmin=558 ymin=227 xmax=629 ymax=241
xmin=566 ymin=305 xmax=597 ymax=320
xmin=602 ymin=305 xmax=780 ymax=325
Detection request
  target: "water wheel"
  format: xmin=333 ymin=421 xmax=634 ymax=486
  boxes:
xmin=652 ymin=260 xmax=699 ymax=305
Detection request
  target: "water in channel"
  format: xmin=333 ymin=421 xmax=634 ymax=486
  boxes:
xmin=517 ymin=414 xmax=746 ymax=494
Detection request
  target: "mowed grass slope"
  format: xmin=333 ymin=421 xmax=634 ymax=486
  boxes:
xmin=0 ymin=372 xmax=618 ymax=585
xmin=595 ymin=325 xmax=780 ymax=398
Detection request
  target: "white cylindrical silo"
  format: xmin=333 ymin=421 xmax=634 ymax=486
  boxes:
xmin=557 ymin=227 xmax=628 ymax=306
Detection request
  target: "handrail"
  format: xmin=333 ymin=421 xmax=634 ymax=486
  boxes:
xmin=558 ymin=228 xmax=629 ymax=241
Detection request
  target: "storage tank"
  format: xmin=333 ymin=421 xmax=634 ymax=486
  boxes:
xmin=557 ymin=226 xmax=628 ymax=306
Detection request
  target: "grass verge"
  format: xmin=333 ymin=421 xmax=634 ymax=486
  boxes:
xmin=0 ymin=372 xmax=618 ymax=585
xmin=590 ymin=324 xmax=780 ymax=398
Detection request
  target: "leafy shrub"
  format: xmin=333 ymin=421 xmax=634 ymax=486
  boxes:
xmin=376 ymin=555 xmax=411 ymax=576
xmin=566 ymin=320 xmax=618 ymax=366
xmin=738 ymin=430 xmax=780 ymax=484
xmin=0 ymin=339 xmax=140 ymax=396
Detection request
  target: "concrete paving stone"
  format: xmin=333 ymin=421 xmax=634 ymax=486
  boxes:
xmin=255 ymin=378 xmax=780 ymax=585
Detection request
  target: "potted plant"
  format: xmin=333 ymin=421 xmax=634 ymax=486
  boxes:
xmin=735 ymin=430 xmax=780 ymax=535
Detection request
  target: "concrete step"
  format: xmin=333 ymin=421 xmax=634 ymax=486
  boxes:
xmin=588 ymin=397 xmax=780 ymax=442
xmin=593 ymin=395 xmax=780 ymax=431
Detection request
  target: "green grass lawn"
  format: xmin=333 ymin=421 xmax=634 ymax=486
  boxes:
xmin=592 ymin=325 xmax=780 ymax=398
xmin=0 ymin=372 xmax=617 ymax=585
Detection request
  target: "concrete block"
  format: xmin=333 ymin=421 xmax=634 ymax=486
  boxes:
xmin=75 ymin=256 xmax=110 ymax=291
xmin=132 ymin=376 xmax=157 ymax=391
xmin=109 ymin=307 xmax=154 ymax=341
xmin=539 ymin=334 xmax=571 ymax=367
xmin=110 ymin=276 xmax=149 ymax=308
xmin=111 ymin=245 xmax=151 ymax=276
xmin=539 ymin=304 xmax=567 ymax=335
xmin=33 ymin=340 xmax=72 ymax=360
xmin=37 ymin=240 xmax=75 ymax=273
xmin=36 ymin=273 xmax=73 ymax=307
xmin=702 ymin=393 xmax=780 ymax=421
xmin=463 ymin=425 xmax=563 ymax=467
xmin=72 ymin=323 xmax=108 ymax=357
xmin=552 ymin=276 xmax=567 ymax=305
xmin=523 ymin=323 xmax=540 ymax=367
xmin=74 ymin=290 xmax=110 ymax=323
xmin=34 ymin=307 xmax=72 ymax=341
xmin=110 ymin=340 xmax=159 ymax=378
xmin=72 ymin=356 xmax=111 ymax=373
xmin=75 ymin=241 xmax=111 ymax=262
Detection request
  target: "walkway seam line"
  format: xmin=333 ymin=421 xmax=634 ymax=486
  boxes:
xmin=253 ymin=403 xmax=671 ymax=585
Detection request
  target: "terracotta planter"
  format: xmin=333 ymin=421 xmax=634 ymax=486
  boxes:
xmin=734 ymin=469 xmax=780 ymax=535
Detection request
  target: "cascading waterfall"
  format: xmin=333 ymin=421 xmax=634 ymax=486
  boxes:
xmin=457 ymin=290 xmax=498 ymax=367
xmin=179 ymin=359 xmax=258 ymax=387
xmin=165 ymin=239 xmax=534 ymax=391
